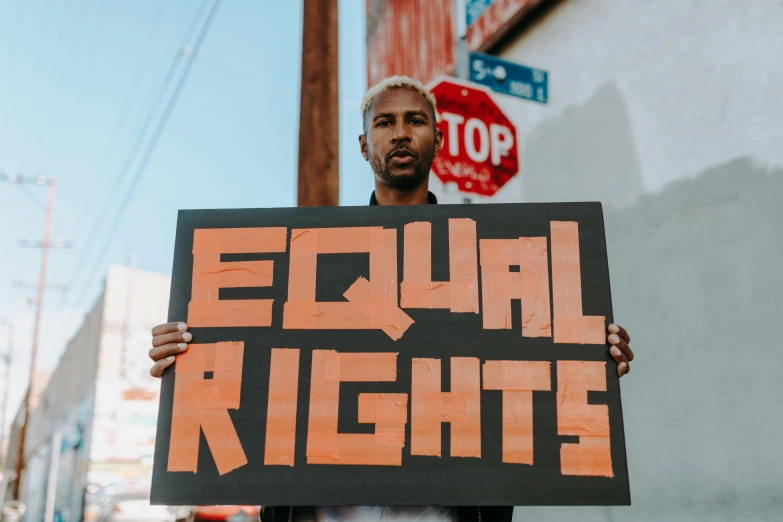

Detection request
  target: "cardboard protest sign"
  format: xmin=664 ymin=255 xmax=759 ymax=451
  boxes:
xmin=151 ymin=202 xmax=630 ymax=507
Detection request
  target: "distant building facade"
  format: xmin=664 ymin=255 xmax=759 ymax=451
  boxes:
xmin=6 ymin=266 xmax=169 ymax=522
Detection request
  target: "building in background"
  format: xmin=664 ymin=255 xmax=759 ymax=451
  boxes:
xmin=366 ymin=1 xmax=783 ymax=520
xmin=5 ymin=265 xmax=169 ymax=522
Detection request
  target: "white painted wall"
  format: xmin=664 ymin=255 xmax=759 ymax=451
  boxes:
xmin=432 ymin=1 xmax=783 ymax=520
xmin=90 ymin=265 xmax=170 ymax=465
xmin=434 ymin=0 xmax=783 ymax=205
xmin=20 ymin=266 xmax=170 ymax=521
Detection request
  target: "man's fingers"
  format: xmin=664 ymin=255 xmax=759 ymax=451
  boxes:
xmin=608 ymin=323 xmax=630 ymax=344
xmin=152 ymin=330 xmax=192 ymax=348
xmin=609 ymin=345 xmax=628 ymax=365
xmin=150 ymin=356 xmax=176 ymax=378
xmin=608 ymin=335 xmax=634 ymax=362
xmin=151 ymin=322 xmax=188 ymax=337
xmin=608 ymin=325 xmax=632 ymax=377
xmin=609 ymin=345 xmax=630 ymax=377
xmin=149 ymin=343 xmax=188 ymax=362
xmin=149 ymin=322 xmax=187 ymax=377
xmin=608 ymin=332 xmax=633 ymax=362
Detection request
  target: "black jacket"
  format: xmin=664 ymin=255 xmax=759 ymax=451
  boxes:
xmin=260 ymin=506 xmax=514 ymax=522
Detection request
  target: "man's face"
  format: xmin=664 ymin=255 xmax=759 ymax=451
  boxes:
xmin=359 ymin=88 xmax=443 ymax=190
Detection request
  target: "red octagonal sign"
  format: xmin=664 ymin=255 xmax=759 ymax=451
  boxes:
xmin=430 ymin=79 xmax=519 ymax=197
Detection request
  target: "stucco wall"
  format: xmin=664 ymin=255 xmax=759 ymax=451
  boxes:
xmin=431 ymin=0 xmax=783 ymax=519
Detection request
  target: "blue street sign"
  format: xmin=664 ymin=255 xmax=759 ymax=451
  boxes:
xmin=466 ymin=0 xmax=494 ymax=27
xmin=469 ymin=52 xmax=549 ymax=104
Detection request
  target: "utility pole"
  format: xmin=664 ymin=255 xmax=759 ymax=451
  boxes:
xmin=0 ymin=319 xmax=12 ymax=469
xmin=297 ymin=0 xmax=339 ymax=207
xmin=453 ymin=0 xmax=473 ymax=205
xmin=0 ymin=172 xmax=71 ymax=499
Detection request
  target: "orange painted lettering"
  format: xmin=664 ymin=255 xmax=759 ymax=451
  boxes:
xmin=483 ymin=360 xmax=551 ymax=464
xmin=283 ymin=227 xmax=414 ymax=340
xmin=557 ymin=361 xmax=613 ymax=477
xmin=401 ymin=219 xmax=479 ymax=313
xmin=306 ymin=350 xmax=407 ymax=465
xmin=264 ymin=348 xmax=300 ymax=466
xmin=550 ymin=221 xmax=605 ymax=344
xmin=168 ymin=342 xmax=247 ymax=476
xmin=480 ymin=237 xmax=552 ymax=337
xmin=411 ymin=357 xmax=481 ymax=458
xmin=188 ymin=227 xmax=287 ymax=327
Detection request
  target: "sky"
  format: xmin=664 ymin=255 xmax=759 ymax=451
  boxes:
xmin=0 ymin=0 xmax=372 ymax=435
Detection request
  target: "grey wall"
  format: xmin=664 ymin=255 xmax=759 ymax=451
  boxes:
xmin=431 ymin=0 xmax=783 ymax=519
xmin=514 ymin=159 xmax=783 ymax=521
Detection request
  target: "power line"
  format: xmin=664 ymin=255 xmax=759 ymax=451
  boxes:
xmin=129 ymin=0 xmax=200 ymax=139
xmin=54 ymin=0 xmax=210 ymax=315
xmin=94 ymin=2 xmax=191 ymax=159
xmin=60 ymin=0 xmax=191 ymax=271
xmin=1 ymin=0 xmax=23 ymax=124
xmin=46 ymin=1 xmax=211 ymax=354
xmin=69 ymin=0 xmax=223 ymax=313
xmin=73 ymin=0 xmax=111 ymax=107
xmin=188 ymin=50 xmax=294 ymax=91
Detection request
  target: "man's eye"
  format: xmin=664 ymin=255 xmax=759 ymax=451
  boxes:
xmin=376 ymin=120 xmax=391 ymax=127
xmin=410 ymin=118 xmax=425 ymax=125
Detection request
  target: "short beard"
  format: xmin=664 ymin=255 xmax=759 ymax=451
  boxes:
xmin=370 ymin=154 xmax=431 ymax=191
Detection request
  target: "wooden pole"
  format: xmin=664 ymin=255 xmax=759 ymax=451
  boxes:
xmin=297 ymin=0 xmax=339 ymax=207
xmin=13 ymin=180 xmax=55 ymax=499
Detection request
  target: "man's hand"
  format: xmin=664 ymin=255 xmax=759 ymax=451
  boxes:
xmin=148 ymin=322 xmax=633 ymax=378
xmin=149 ymin=322 xmax=191 ymax=377
xmin=607 ymin=323 xmax=633 ymax=377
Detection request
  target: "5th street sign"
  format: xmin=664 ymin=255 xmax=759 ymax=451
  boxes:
xmin=470 ymin=52 xmax=548 ymax=104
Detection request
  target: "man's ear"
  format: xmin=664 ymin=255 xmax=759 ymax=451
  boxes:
xmin=359 ymin=134 xmax=369 ymax=161
xmin=433 ymin=128 xmax=443 ymax=158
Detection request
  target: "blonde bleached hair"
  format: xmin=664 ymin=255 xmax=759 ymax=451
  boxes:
xmin=360 ymin=75 xmax=437 ymax=129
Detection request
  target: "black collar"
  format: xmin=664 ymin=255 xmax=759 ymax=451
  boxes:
xmin=369 ymin=191 xmax=438 ymax=205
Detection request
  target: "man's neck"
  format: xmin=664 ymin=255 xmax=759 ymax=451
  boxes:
xmin=373 ymin=180 xmax=430 ymax=206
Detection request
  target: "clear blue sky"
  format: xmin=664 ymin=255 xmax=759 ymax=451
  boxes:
xmin=0 ymin=0 xmax=371 ymax=428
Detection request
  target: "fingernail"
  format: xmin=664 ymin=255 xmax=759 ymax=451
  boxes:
xmin=610 ymin=346 xmax=621 ymax=357
xmin=618 ymin=362 xmax=627 ymax=374
xmin=166 ymin=355 xmax=176 ymax=362
xmin=182 ymin=332 xmax=192 ymax=342
xmin=177 ymin=343 xmax=188 ymax=351
xmin=609 ymin=334 xmax=620 ymax=344
xmin=608 ymin=324 xmax=619 ymax=333
xmin=177 ymin=322 xmax=188 ymax=332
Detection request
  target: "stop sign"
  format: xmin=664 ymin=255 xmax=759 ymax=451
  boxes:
xmin=429 ymin=79 xmax=519 ymax=197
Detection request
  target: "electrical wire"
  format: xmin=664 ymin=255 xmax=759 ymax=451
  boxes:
xmin=73 ymin=0 xmax=111 ymax=107
xmin=47 ymin=0 xmax=215 ymax=352
xmin=59 ymin=0 xmax=188 ymax=264
xmin=92 ymin=2 xmax=188 ymax=158
xmin=68 ymin=0 xmax=223 ymax=313
xmin=54 ymin=0 xmax=209 ymax=314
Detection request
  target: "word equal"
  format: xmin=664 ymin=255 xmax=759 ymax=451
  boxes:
xmin=187 ymin=220 xmax=604 ymax=344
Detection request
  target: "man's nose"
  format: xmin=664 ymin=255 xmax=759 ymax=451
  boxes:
xmin=391 ymin=121 xmax=411 ymax=142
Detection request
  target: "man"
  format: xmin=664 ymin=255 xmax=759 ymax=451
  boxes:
xmin=149 ymin=76 xmax=635 ymax=522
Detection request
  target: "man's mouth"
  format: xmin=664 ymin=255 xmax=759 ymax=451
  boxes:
xmin=389 ymin=149 xmax=416 ymax=165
